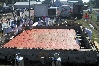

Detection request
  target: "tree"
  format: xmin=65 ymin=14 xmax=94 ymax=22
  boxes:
xmin=89 ymin=0 xmax=99 ymax=8
xmin=42 ymin=0 xmax=51 ymax=4
xmin=95 ymin=0 xmax=99 ymax=8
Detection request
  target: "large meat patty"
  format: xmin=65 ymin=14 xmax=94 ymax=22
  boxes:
xmin=3 ymin=29 xmax=80 ymax=50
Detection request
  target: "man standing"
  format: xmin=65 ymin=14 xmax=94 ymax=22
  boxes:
xmin=45 ymin=16 xmax=48 ymax=26
xmin=38 ymin=18 xmax=42 ymax=26
xmin=52 ymin=53 xmax=61 ymax=66
xmin=29 ymin=19 xmax=33 ymax=28
xmin=13 ymin=25 xmax=18 ymax=36
xmin=2 ymin=19 xmax=8 ymax=36
xmin=15 ymin=52 xmax=24 ymax=66
xmin=83 ymin=27 xmax=92 ymax=39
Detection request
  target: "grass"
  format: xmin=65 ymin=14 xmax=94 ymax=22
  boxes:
xmin=74 ymin=11 xmax=99 ymax=44
xmin=0 ymin=2 xmax=2 ymax=7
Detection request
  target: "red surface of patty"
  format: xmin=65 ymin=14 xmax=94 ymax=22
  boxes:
xmin=3 ymin=29 xmax=80 ymax=50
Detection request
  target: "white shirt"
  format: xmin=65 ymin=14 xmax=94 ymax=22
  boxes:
xmin=16 ymin=56 xmax=23 ymax=61
xmin=84 ymin=28 xmax=92 ymax=34
xmin=32 ymin=22 xmax=38 ymax=26
xmin=10 ymin=20 xmax=14 ymax=27
xmin=2 ymin=22 xmax=8 ymax=30
xmin=15 ymin=17 xmax=17 ymax=21
xmin=57 ymin=57 xmax=61 ymax=62
xmin=84 ymin=28 xmax=92 ymax=39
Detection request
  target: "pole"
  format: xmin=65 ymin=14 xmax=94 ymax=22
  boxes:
xmin=29 ymin=0 xmax=30 ymax=19
xmin=53 ymin=0 xmax=54 ymax=6
xmin=29 ymin=0 xmax=31 ymax=29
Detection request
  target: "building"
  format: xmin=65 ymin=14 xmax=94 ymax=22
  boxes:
xmin=53 ymin=0 xmax=68 ymax=7
xmin=14 ymin=1 xmax=42 ymax=9
xmin=60 ymin=1 xmax=69 ymax=5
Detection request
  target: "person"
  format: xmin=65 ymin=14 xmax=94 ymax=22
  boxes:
xmin=83 ymin=27 xmax=92 ymax=39
xmin=88 ymin=10 xmax=90 ymax=14
xmin=52 ymin=53 xmax=61 ymax=66
xmin=84 ymin=13 xmax=89 ymax=21
xmin=13 ymin=25 xmax=18 ymax=36
xmin=2 ymin=19 xmax=9 ymax=36
xmin=24 ymin=19 xmax=29 ymax=30
xmin=6 ymin=26 xmax=13 ymax=35
xmin=17 ymin=17 xmax=20 ymax=27
xmin=17 ymin=24 xmax=22 ymax=34
xmin=43 ymin=15 xmax=46 ymax=21
xmin=97 ymin=13 xmax=99 ymax=21
xmin=45 ymin=16 xmax=48 ymax=26
xmin=48 ymin=18 xmax=52 ymax=26
xmin=8 ymin=18 xmax=14 ymax=28
xmin=38 ymin=18 xmax=42 ymax=26
xmin=0 ymin=21 xmax=2 ymax=34
xmin=29 ymin=19 xmax=33 ymax=28
xmin=76 ymin=37 xmax=79 ymax=45
xmin=15 ymin=52 xmax=23 ymax=66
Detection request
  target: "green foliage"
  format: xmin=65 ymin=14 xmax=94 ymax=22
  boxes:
xmin=75 ymin=11 xmax=99 ymax=44
xmin=0 ymin=0 xmax=37 ymax=4
xmin=42 ymin=0 xmax=51 ymax=4
xmin=89 ymin=0 xmax=99 ymax=8
xmin=0 ymin=2 xmax=2 ymax=7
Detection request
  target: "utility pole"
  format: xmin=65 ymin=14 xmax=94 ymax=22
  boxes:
xmin=53 ymin=0 xmax=54 ymax=6
xmin=29 ymin=0 xmax=30 ymax=19
xmin=28 ymin=0 xmax=31 ymax=29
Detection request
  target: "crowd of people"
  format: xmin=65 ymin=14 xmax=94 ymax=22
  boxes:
xmin=0 ymin=15 xmax=57 ymax=38
xmin=0 ymin=17 xmax=33 ymax=37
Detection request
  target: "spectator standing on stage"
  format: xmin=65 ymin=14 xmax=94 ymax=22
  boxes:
xmin=29 ymin=19 xmax=33 ymax=28
xmin=26 ymin=19 xmax=30 ymax=29
xmin=17 ymin=19 xmax=23 ymax=34
xmin=17 ymin=17 xmax=20 ymax=27
xmin=8 ymin=18 xmax=13 ymax=28
xmin=2 ymin=19 xmax=9 ymax=36
xmin=43 ymin=15 xmax=46 ymax=21
xmin=38 ymin=18 xmax=42 ymax=26
xmin=83 ymin=27 xmax=92 ymax=39
xmin=45 ymin=16 xmax=48 ymax=26
xmin=13 ymin=25 xmax=18 ymax=36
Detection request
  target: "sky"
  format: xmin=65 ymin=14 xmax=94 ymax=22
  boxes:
xmin=82 ymin=0 xmax=89 ymax=2
xmin=41 ymin=0 xmax=89 ymax=3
